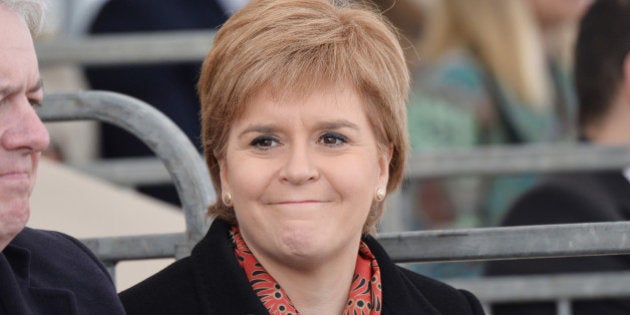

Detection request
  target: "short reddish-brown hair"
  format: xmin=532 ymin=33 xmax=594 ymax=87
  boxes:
xmin=198 ymin=0 xmax=409 ymax=233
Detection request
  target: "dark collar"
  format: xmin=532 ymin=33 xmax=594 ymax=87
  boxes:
xmin=0 ymin=228 xmax=77 ymax=314
xmin=190 ymin=219 xmax=268 ymax=314
xmin=190 ymin=219 xmax=441 ymax=315
xmin=363 ymin=234 xmax=442 ymax=315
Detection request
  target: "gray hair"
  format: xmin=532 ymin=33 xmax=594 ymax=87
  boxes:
xmin=0 ymin=0 xmax=45 ymax=36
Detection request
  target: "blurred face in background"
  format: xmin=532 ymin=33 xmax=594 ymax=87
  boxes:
xmin=528 ymin=0 xmax=592 ymax=29
xmin=0 ymin=5 xmax=49 ymax=249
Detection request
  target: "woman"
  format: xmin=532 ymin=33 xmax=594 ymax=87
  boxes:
xmin=406 ymin=0 xmax=590 ymax=232
xmin=120 ymin=0 xmax=484 ymax=314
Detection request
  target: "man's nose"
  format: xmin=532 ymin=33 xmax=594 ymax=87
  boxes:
xmin=1 ymin=99 xmax=50 ymax=153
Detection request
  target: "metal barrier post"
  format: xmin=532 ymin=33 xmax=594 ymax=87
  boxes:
xmin=38 ymin=91 xmax=214 ymax=251
xmin=557 ymin=299 xmax=572 ymax=315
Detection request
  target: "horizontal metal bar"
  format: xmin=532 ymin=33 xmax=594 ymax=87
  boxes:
xmin=36 ymin=30 xmax=215 ymax=66
xmin=59 ymin=144 xmax=630 ymax=187
xmin=378 ymin=221 xmax=630 ymax=263
xmin=448 ymin=272 xmax=630 ymax=302
xmin=407 ymin=144 xmax=630 ymax=178
xmin=82 ymin=222 xmax=630 ymax=264
xmin=80 ymin=233 xmax=186 ymax=261
xmin=70 ymin=157 xmax=171 ymax=187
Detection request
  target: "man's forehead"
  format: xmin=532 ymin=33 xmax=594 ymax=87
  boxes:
xmin=0 ymin=5 xmax=35 ymax=49
xmin=0 ymin=6 xmax=40 ymax=96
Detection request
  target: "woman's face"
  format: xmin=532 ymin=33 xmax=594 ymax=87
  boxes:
xmin=219 ymin=84 xmax=390 ymax=268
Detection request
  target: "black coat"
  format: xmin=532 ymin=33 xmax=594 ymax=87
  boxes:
xmin=121 ymin=219 xmax=484 ymax=314
xmin=0 ymin=228 xmax=125 ymax=315
xmin=484 ymin=170 xmax=630 ymax=314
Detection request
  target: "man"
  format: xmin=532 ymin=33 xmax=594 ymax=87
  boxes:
xmin=484 ymin=0 xmax=630 ymax=314
xmin=0 ymin=1 xmax=124 ymax=313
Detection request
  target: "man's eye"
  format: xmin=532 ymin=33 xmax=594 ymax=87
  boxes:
xmin=29 ymin=99 xmax=42 ymax=108
xmin=250 ymin=136 xmax=278 ymax=149
xmin=319 ymin=132 xmax=347 ymax=146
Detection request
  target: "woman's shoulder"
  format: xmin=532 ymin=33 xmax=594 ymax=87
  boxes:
xmin=408 ymin=48 xmax=490 ymax=150
xmin=415 ymin=48 xmax=487 ymax=94
xmin=394 ymin=266 xmax=485 ymax=314
xmin=119 ymin=257 xmax=201 ymax=314
xmin=366 ymin=235 xmax=484 ymax=314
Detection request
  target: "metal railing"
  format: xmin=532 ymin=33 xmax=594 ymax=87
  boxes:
xmin=39 ymin=91 xmax=214 ymax=277
xmin=36 ymin=31 xmax=215 ymax=66
xmin=38 ymin=82 xmax=630 ymax=315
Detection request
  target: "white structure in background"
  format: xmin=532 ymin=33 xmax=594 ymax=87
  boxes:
xmin=28 ymin=159 xmax=185 ymax=291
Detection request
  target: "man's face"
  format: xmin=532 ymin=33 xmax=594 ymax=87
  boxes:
xmin=0 ymin=5 xmax=49 ymax=249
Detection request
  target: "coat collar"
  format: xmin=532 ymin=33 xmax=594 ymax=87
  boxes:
xmin=592 ymin=170 xmax=630 ymax=219
xmin=190 ymin=219 xmax=268 ymax=314
xmin=0 ymin=228 xmax=78 ymax=314
xmin=190 ymin=219 xmax=442 ymax=315
xmin=363 ymin=234 xmax=442 ymax=315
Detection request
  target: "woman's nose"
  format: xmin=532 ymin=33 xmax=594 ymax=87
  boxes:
xmin=280 ymin=143 xmax=319 ymax=185
xmin=1 ymin=100 xmax=50 ymax=153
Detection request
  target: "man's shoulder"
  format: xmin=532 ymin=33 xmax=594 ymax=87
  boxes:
xmin=12 ymin=227 xmax=112 ymax=282
xmin=13 ymin=227 xmax=93 ymax=258
xmin=503 ymin=171 xmax=623 ymax=226
xmin=8 ymin=228 xmax=125 ymax=314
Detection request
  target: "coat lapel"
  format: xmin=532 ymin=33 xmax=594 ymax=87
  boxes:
xmin=596 ymin=171 xmax=630 ymax=220
xmin=190 ymin=220 xmax=268 ymax=314
xmin=363 ymin=235 xmax=442 ymax=315
xmin=0 ymin=243 xmax=77 ymax=314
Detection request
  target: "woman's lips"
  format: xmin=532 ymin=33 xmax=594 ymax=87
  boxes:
xmin=275 ymin=200 xmax=320 ymax=205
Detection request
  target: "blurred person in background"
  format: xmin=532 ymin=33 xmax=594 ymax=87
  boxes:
xmin=118 ymin=1 xmax=485 ymax=314
xmin=486 ymin=1 xmax=630 ymax=314
xmin=404 ymin=0 xmax=590 ymax=278
xmin=371 ymin=0 xmax=426 ymax=64
xmin=0 ymin=0 xmax=124 ymax=313
xmin=408 ymin=0 xmax=591 ymax=229
xmin=83 ymin=0 xmax=248 ymax=205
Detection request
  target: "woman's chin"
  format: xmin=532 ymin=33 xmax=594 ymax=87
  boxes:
xmin=275 ymin=230 xmax=333 ymax=263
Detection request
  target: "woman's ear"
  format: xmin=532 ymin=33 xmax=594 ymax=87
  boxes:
xmin=378 ymin=144 xmax=394 ymax=188
xmin=218 ymin=158 xmax=230 ymax=194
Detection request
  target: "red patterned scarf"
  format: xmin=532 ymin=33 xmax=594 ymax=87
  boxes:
xmin=231 ymin=226 xmax=383 ymax=315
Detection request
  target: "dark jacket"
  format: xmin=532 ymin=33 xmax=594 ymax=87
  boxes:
xmin=0 ymin=228 xmax=125 ymax=315
xmin=121 ymin=219 xmax=484 ymax=314
xmin=484 ymin=170 xmax=630 ymax=315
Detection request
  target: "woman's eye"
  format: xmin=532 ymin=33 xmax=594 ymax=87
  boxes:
xmin=250 ymin=136 xmax=278 ymax=149
xmin=319 ymin=132 xmax=347 ymax=146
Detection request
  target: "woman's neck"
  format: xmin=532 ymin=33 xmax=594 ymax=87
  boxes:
xmin=256 ymin=241 xmax=361 ymax=315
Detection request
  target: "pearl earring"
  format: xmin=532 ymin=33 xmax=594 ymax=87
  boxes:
xmin=375 ymin=188 xmax=386 ymax=202
xmin=222 ymin=192 xmax=233 ymax=206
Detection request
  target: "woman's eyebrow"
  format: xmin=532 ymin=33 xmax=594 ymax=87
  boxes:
xmin=316 ymin=119 xmax=360 ymax=131
xmin=238 ymin=124 xmax=278 ymax=138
